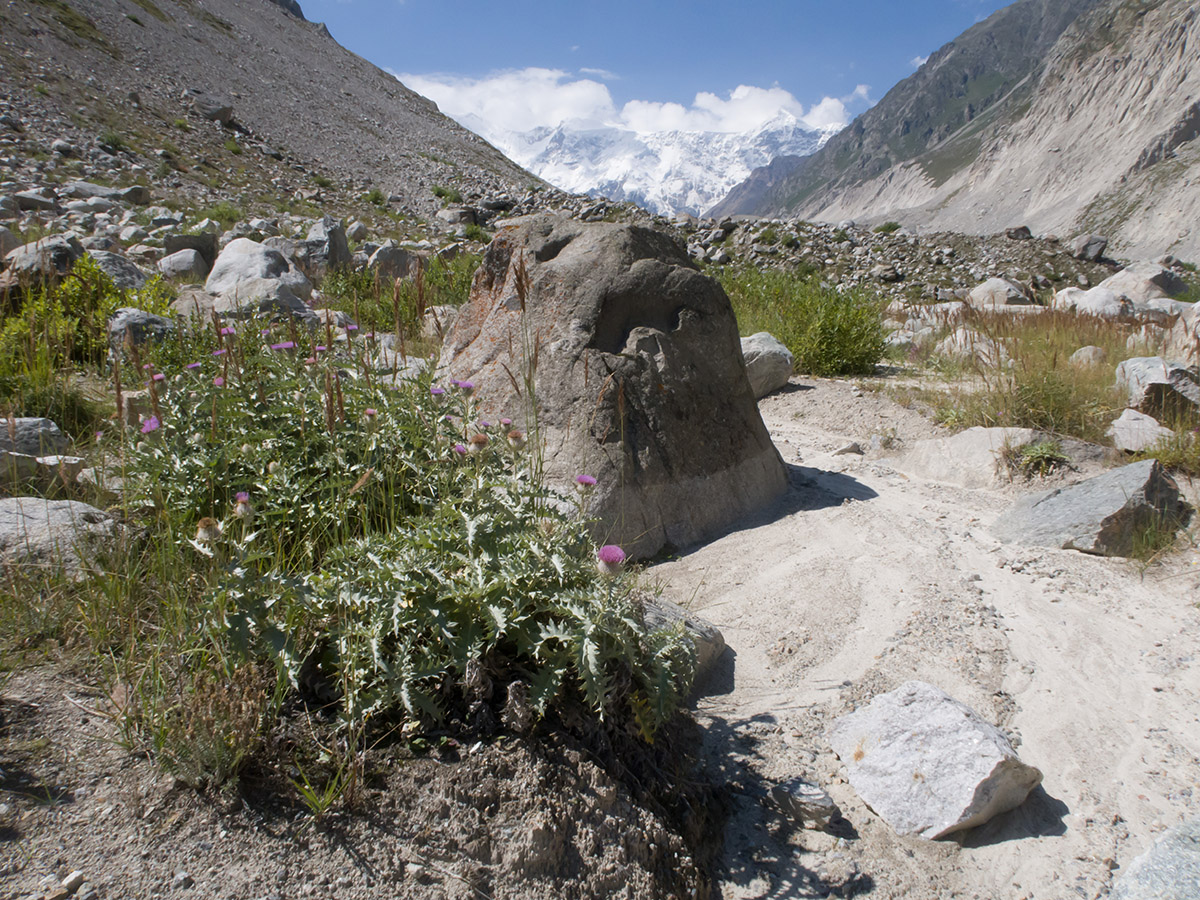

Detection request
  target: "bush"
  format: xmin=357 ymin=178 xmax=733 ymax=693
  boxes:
xmin=115 ymin=328 xmax=695 ymax=760
xmin=224 ymin=137 xmax=242 ymax=155
xmin=196 ymin=200 xmax=242 ymax=228
xmin=720 ymin=267 xmax=886 ymax=376
xmin=874 ymin=221 xmax=902 ymax=234
xmin=365 ymin=187 xmax=386 ymax=207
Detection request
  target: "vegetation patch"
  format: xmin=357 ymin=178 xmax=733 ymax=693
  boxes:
xmin=432 ymin=184 xmax=463 ymax=204
xmin=720 ymin=266 xmax=886 ymax=376
xmin=28 ymin=0 xmax=120 ymax=57
xmin=128 ymin=0 xmax=170 ymax=22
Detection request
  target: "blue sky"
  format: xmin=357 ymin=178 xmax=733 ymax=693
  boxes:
xmin=300 ymin=0 xmax=1013 ymax=136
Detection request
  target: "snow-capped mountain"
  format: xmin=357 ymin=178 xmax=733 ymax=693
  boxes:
xmin=463 ymin=111 xmax=838 ymax=217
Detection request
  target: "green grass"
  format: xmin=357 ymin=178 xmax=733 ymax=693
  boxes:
xmin=432 ymin=184 xmax=463 ymax=204
xmin=720 ymin=266 xmax=887 ymax=376
xmin=128 ymin=0 xmax=170 ymax=21
xmin=873 ymin=221 xmax=902 ymax=235
xmin=224 ymin=138 xmax=243 ymax=156
xmin=196 ymin=201 xmax=242 ymax=229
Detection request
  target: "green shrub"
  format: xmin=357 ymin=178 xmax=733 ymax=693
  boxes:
xmin=432 ymin=184 xmax=463 ymax=204
xmin=365 ymin=187 xmax=386 ymax=207
xmin=224 ymin=137 xmax=242 ymax=155
xmin=196 ymin=200 xmax=242 ymax=228
xmin=99 ymin=129 xmax=127 ymax=153
xmin=874 ymin=221 xmax=902 ymax=234
xmin=463 ymin=223 xmax=489 ymax=244
xmin=312 ymin=174 xmax=333 ymax=189
xmin=720 ymin=267 xmax=886 ymax=376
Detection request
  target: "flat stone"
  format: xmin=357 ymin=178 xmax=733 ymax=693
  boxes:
xmin=829 ymin=681 xmax=1043 ymax=840
xmin=0 ymin=417 xmax=69 ymax=456
xmin=1112 ymin=818 xmax=1200 ymax=900
xmin=1107 ymin=409 xmax=1175 ymax=453
xmin=968 ymin=277 xmax=1031 ymax=308
xmin=1115 ymin=357 xmax=1200 ymax=418
xmin=894 ymin=427 xmax=1038 ymax=489
xmin=991 ymin=459 xmax=1192 ymax=557
xmin=769 ymin=777 xmax=839 ymax=831
xmin=0 ymin=497 xmax=119 ymax=574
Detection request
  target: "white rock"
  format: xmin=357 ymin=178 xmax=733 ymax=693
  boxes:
xmin=740 ymin=332 xmax=794 ymax=399
xmin=893 ymin=426 xmax=1038 ymax=488
xmin=205 ymin=237 xmax=311 ymax=302
xmin=828 ymin=681 xmax=1043 ymax=839
xmin=1107 ymin=409 xmax=1176 ymax=453
xmin=968 ymin=277 xmax=1030 ymax=308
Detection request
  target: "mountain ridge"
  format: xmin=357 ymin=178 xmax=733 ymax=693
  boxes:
xmin=711 ymin=0 xmax=1200 ymax=261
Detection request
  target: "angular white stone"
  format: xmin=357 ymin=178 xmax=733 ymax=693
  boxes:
xmin=829 ymin=681 xmax=1043 ymax=839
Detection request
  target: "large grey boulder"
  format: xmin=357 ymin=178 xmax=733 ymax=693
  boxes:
xmin=991 ymin=459 xmax=1191 ymax=557
xmin=164 ymin=232 xmax=218 ymax=270
xmin=108 ymin=307 xmax=177 ymax=351
xmin=305 ymin=216 xmax=351 ymax=271
xmin=1115 ymin=357 xmax=1200 ymax=418
xmin=1053 ymin=286 xmax=1133 ymax=319
xmin=211 ymin=278 xmax=317 ymax=324
xmin=1071 ymin=234 xmax=1108 ymax=262
xmin=368 ymin=245 xmax=423 ymax=282
xmin=205 ymin=238 xmax=312 ymax=304
xmin=642 ymin=595 xmax=725 ymax=685
xmin=191 ymin=92 xmax=234 ymax=125
xmin=1164 ymin=304 xmax=1200 ymax=364
xmin=2 ymin=234 xmax=85 ymax=284
xmin=968 ymin=277 xmax=1031 ymax=308
xmin=0 ymin=418 xmax=69 ymax=456
xmin=1107 ymin=409 xmax=1175 ymax=453
xmin=62 ymin=181 xmax=148 ymax=206
xmin=740 ymin=332 xmax=793 ymax=399
xmin=828 ymin=681 xmax=1043 ymax=840
xmin=1099 ymin=262 xmax=1187 ymax=305
xmin=0 ymin=497 xmax=119 ymax=574
xmin=15 ymin=189 xmax=57 ymax=212
xmin=0 ymin=225 xmax=20 ymax=258
xmin=439 ymin=214 xmax=788 ymax=558
xmin=87 ymin=250 xmax=147 ymax=291
xmin=158 ymin=248 xmax=209 ymax=281
xmin=1112 ymin=819 xmax=1200 ymax=900
xmin=893 ymin=427 xmax=1039 ymax=489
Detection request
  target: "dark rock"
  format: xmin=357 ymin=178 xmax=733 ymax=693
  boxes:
xmin=164 ymin=232 xmax=218 ymax=270
xmin=0 ymin=418 xmax=69 ymax=456
xmin=87 ymin=250 xmax=148 ymax=290
xmin=15 ymin=189 xmax=57 ymax=212
xmin=1071 ymin=234 xmax=1108 ymax=262
xmin=305 ymin=215 xmax=351 ymax=271
xmin=368 ymin=245 xmax=423 ymax=282
xmin=1116 ymin=357 xmax=1200 ymax=418
xmin=440 ymin=214 xmax=788 ymax=558
xmin=1005 ymin=225 xmax=1033 ymax=240
xmin=991 ymin=459 xmax=1192 ymax=557
xmin=108 ymin=307 xmax=177 ymax=351
xmin=2 ymin=234 xmax=85 ymax=286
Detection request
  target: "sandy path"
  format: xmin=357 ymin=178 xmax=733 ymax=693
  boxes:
xmin=650 ymin=378 xmax=1200 ymax=900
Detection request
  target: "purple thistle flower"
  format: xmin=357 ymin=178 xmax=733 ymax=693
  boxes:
xmin=212 ymin=348 xmax=227 ymax=357
xmin=597 ymin=544 xmax=626 ymax=577
xmin=430 ymin=386 xmax=445 ymax=396
xmin=213 ymin=376 xmax=225 ymax=387
xmin=453 ymin=443 xmax=467 ymax=455
xmin=456 ymin=380 xmax=475 ymax=393
xmin=186 ymin=362 xmax=201 ymax=370
xmin=220 ymin=327 xmax=235 ymax=336
xmin=345 ymin=324 xmax=359 ymax=332
xmin=479 ymin=421 xmax=491 ymax=429
xmin=141 ymin=416 xmax=160 ymax=434
xmin=575 ymin=474 xmax=596 ymax=487
xmin=235 ymin=491 xmax=250 ymax=503
xmin=315 ymin=345 xmax=327 ymax=353
xmin=364 ymin=408 xmax=377 ymax=418
xmin=500 ymin=418 xmax=512 ymax=426
xmin=152 ymin=373 xmax=166 ymax=382
xmin=271 ymin=341 xmax=295 ymax=351
xmin=142 ymin=363 xmax=153 ymax=371
xmin=260 ymin=329 xmax=272 ymax=337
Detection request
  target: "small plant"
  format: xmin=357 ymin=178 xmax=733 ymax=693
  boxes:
xmin=196 ymin=200 xmax=242 ymax=229
xmin=99 ymin=129 xmax=127 ymax=154
xmin=126 ymin=13 xmax=143 ymax=25
xmin=173 ymin=117 xmax=190 ymax=131
xmin=365 ymin=187 xmax=386 ymax=207
xmin=758 ymin=227 xmax=779 ymax=246
xmin=831 ymin=228 xmax=851 ymax=244
xmin=463 ymin=223 xmax=489 ymax=244
xmin=874 ymin=221 xmax=902 ymax=234
xmin=1003 ymin=439 xmax=1071 ymax=478
xmin=224 ymin=137 xmax=243 ymax=155
xmin=312 ymin=174 xmax=333 ymax=189
xmin=34 ymin=83 xmax=49 ymax=96
xmin=432 ymin=184 xmax=463 ymax=204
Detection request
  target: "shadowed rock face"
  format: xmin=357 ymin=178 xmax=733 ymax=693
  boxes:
xmin=440 ymin=214 xmax=787 ymax=558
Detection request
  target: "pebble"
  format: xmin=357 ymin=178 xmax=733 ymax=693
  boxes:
xmin=172 ymin=871 xmax=194 ymax=889
xmin=62 ymin=871 xmax=85 ymax=893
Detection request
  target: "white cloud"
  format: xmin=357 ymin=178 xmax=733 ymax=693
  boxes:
xmin=396 ymin=68 xmax=863 ymax=140
xmin=579 ymin=67 xmax=619 ymax=81
xmin=911 ymin=55 xmax=929 ymax=68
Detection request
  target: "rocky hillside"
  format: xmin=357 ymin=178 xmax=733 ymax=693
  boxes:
xmin=712 ymin=0 xmax=1200 ymax=262
xmin=0 ymin=0 xmax=538 ymax=221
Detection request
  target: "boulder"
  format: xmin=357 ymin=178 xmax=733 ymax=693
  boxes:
xmin=968 ymin=277 xmax=1031 ymax=308
xmin=828 ymin=681 xmax=1043 ymax=840
xmin=421 ymin=304 xmax=458 ymax=341
xmin=893 ymin=427 xmax=1039 ymax=489
xmin=164 ymin=232 xmax=218 ymax=270
xmin=1005 ymin=225 xmax=1033 ymax=241
xmin=0 ymin=418 xmax=69 ymax=456
xmin=368 ymin=245 xmax=423 ymax=282
xmin=439 ymin=214 xmax=788 ymax=558
xmin=1164 ymin=303 xmax=1200 ymax=363
xmin=0 ymin=452 xmax=39 ymax=485
xmin=934 ymin=328 xmax=1008 ymax=368
xmin=107 ymin=307 xmax=176 ymax=351
xmin=1073 ymin=287 xmax=1134 ymax=319
xmin=2 ymin=234 xmax=85 ymax=283
xmin=211 ymin=279 xmax=317 ymax=324
xmin=0 ymin=196 xmax=16 ymax=220
xmin=1098 ymin=263 xmax=1188 ymax=305
xmin=305 ymin=215 xmax=351 ymax=271
xmin=0 ymin=497 xmax=119 ymax=574
xmin=1111 ymin=819 xmax=1200 ymax=900
xmin=87 ymin=250 xmax=147 ymax=290
xmin=991 ymin=459 xmax=1191 ymax=557
xmin=1071 ymin=234 xmax=1108 ymax=262
xmin=437 ymin=207 xmax=477 ymax=226
xmin=15 ymin=189 xmax=57 ymax=212
xmin=642 ymin=595 xmax=726 ymax=686
xmin=205 ymin=238 xmax=312 ymax=303
xmin=158 ymin=248 xmax=209 ymax=281
xmin=346 ymin=221 xmax=368 ymax=242
xmin=0 ymin=225 xmax=19 ymax=257
xmin=740 ymin=332 xmax=794 ymax=399
xmin=1068 ymin=345 xmax=1108 ymax=368
xmin=1115 ymin=357 xmax=1200 ymax=418
xmin=191 ymin=93 xmax=234 ymax=125
xmin=1107 ymin=409 xmax=1175 ymax=453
